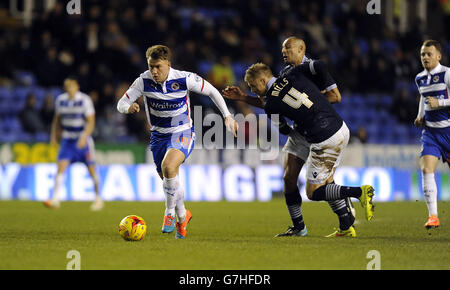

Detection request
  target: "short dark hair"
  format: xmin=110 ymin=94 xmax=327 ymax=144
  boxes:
xmin=65 ymin=75 xmax=78 ymax=82
xmin=423 ymin=39 xmax=442 ymax=54
xmin=146 ymin=45 xmax=171 ymax=61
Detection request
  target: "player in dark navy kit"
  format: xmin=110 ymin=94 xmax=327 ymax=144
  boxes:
xmin=224 ymin=37 xmax=355 ymax=238
xmin=244 ymin=62 xmax=375 ymax=237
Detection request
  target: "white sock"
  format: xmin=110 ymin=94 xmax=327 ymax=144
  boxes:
xmin=163 ymin=176 xmax=179 ymax=217
xmin=176 ymin=188 xmax=187 ymax=223
xmin=92 ymin=174 xmax=101 ymax=200
xmin=422 ymin=173 xmax=438 ymax=216
xmin=52 ymin=174 xmax=64 ymax=202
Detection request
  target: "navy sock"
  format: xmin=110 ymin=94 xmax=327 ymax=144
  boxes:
xmin=326 ymin=181 xmax=354 ymax=230
xmin=311 ymin=184 xmax=362 ymax=201
xmin=284 ymin=188 xmax=305 ymax=230
xmin=328 ymin=199 xmax=354 ymax=230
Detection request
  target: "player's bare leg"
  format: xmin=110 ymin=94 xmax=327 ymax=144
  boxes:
xmin=44 ymin=160 xmax=70 ymax=209
xmin=87 ymin=164 xmax=104 ymax=211
xmin=420 ymin=155 xmax=440 ymax=229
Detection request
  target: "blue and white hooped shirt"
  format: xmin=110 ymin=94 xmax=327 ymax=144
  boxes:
xmin=124 ymin=68 xmax=207 ymax=135
xmin=55 ymin=91 xmax=95 ymax=140
xmin=415 ymin=63 xmax=450 ymax=129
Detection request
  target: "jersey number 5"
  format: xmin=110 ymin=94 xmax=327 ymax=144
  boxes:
xmin=282 ymin=87 xmax=313 ymax=109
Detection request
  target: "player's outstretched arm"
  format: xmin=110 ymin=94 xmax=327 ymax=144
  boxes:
xmin=188 ymin=75 xmax=238 ymax=137
xmin=222 ymin=86 xmax=265 ymax=108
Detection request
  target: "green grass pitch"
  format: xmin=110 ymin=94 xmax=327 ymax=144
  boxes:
xmin=0 ymin=199 xmax=448 ymax=270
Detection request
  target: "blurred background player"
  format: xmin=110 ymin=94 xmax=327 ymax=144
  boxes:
xmin=44 ymin=77 xmax=103 ymax=211
xmin=223 ymin=37 xmax=355 ymax=237
xmin=244 ymin=62 xmax=375 ymax=237
xmin=117 ymin=45 xmax=238 ymax=239
xmin=414 ymin=39 xmax=450 ymax=229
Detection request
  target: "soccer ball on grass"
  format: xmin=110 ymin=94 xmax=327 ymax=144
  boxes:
xmin=118 ymin=215 xmax=147 ymax=241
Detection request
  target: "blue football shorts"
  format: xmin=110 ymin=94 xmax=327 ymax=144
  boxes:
xmin=150 ymin=128 xmax=196 ymax=173
xmin=420 ymin=127 xmax=450 ymax=165
xmin=57 ymin=137 xmax=95 ymax=166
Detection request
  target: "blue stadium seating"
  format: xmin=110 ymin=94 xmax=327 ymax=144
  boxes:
xmin=0 ymin=69 xmax=423 ymax=145
xmin=197 ymin=61 xmax=212 ymax=76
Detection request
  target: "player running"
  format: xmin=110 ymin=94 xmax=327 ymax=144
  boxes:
xmin=117 ymin=45 xmax=238 ymax=239
xmin=243 ymin=62 xmax=375 ymax=237
xmin=223 ymin=37 xmax=355 ymax=238
xmin=414 ymin=39 xmax=450 ymax=229
xmin=44 ymin=77 xmax=104 ymax=211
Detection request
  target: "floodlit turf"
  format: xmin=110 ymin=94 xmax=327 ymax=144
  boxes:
xmin=0 ymin=199 xmax=448 ymax=270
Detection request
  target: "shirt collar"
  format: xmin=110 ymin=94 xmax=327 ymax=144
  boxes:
xmin=266 ymin=77 xmax=277 ymax=91
xmin=301 ymin=55 xmax=309 ymax=64
xmin=427 ymin=63 xmax=442 ymax=75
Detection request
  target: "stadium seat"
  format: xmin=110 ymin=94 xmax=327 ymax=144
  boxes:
xmin=381 ymin=40 xmax=398 ymax=55
xmin=198 ymin=61 xmax=212 ymax=76
xmin=48 ymin=87 xmax=64 ymax=97
xmin=232 ymin=62 xmax=248 ymax=81
xmin=357 ymin=39 xmax=369 ymax=55
xmin=14 ymin=71 xmax=37 ymax=86
xmin=35 ymin=132 xmax=49 ymax=142
xmin=379 ymin=95 xmax=394 ymax=106
xmin=0 ymin=87 xmax=13 ymax=99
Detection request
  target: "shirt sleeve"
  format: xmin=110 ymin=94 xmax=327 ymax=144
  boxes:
xmin=186 ymin=72 xmax=207 ymax=93
xmin=83 ymin=95 xmax=95 ymax=117
xmin=310 ymin=60 xmax=337 ymax=92
xmin=443 ymin=68 xmax=450 ymax=106
xmin=186 ymin=72 xmax=231 ymax=118
xmin=117 ymin=77 xmax=144 ymax=114
xmin=445 ymin=68 xmax=450 ymax=89
xmin=415 ymin=78 xmax=425 ymax=118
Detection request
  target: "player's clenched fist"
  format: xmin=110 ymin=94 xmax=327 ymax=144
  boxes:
xmin=128 ymin=103 xmax=140 ymax=113
xmin=414 ymin=117 xmax=423 ymax=127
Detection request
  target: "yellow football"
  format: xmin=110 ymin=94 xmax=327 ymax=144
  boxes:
xmin=118 ymin=215 xmax=147 ymax=241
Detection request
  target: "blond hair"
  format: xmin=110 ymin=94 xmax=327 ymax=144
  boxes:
xmin=146 ymin=45 xmax=171 ymax=61
xmin=244 ymin=63 xmax=273 ymax=84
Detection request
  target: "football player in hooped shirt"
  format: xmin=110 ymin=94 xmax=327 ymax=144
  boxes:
xmin=117 ymin=45 xmax=238 ymax=239
xmin=414 ymin=39 xmax=450 ymax=229
xmin=244 ymin=62 xmax=375 ymax=237
xmin=44 ymin=77 xmax=104 ymax=211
